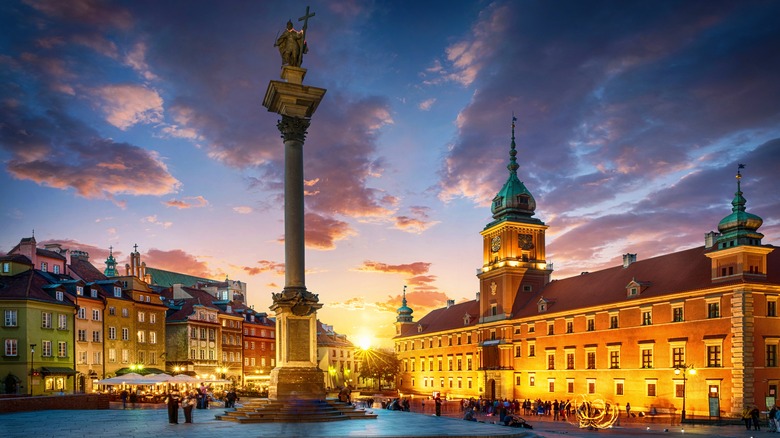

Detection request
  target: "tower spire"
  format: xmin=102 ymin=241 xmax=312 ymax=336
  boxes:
xmin=508 ymin=115 xmax=519 ymax=174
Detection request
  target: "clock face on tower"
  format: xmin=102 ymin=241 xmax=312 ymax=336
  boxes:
xmin=518 ymin=234 xmax=535 ymax=250
xmin=491 ymin=236 xmax=501 ymax=252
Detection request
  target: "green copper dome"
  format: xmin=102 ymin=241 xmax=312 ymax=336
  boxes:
xmin=715 ymin=166 xmax=764 ymax=248
xmin=396 ymin=286 xmax=413 ymax=323
xmin=487 ymin=117 xmax=543 ymax=228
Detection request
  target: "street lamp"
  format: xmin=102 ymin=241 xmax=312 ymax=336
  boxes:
xmin=674 ymin=364 xmax=696 ymax=422
xmin=29 ymin=344 xmax=36 ymax=396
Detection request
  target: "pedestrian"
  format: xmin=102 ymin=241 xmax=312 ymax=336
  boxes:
xmin=742 ymin=406 xmax=752 ymax=430
xmin=626 ymin=402 xmax=631 ymax=418
xmin=553 ymin=399 xmax=560 ymax=421
xmin=182 ymin=391 xmax=196 ymax=423
xmin=768 ymin=405 xmax=777 ymax=432
xmin=750 ymin=405 xmax=761 ymax=431
xmin=435 ymin=394 xmax=442 ymax=417
xmin=120 ymin=389 xmax=128 ymax=409
xmin=166 ymin=390 xmax=180 ymax=424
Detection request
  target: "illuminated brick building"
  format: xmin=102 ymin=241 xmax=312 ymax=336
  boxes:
xmin=395 ymin=121 xmax=778 ymax=419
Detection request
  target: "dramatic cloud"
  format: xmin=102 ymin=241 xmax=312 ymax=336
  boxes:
xmin=163 ymin=196 xmax=209 ymax=209
xmin=92 ymin=84 xmax=163 ymax=130
xmin=137 ymin=248 xmax=212 ymax=277
xmin=302 ymin=212 xmax=356 ymax=250
xmin=436 ymin=1 xmax=780 ymax=280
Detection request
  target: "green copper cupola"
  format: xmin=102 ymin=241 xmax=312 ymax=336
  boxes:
xmin=486 ymin=117 xmax=543 ymax=228
xmin=715 ymin=165 xmax=764 ymax=249
xmin=103 ymin=245 xmax=118 ymax=277
xmin=396 ymin=285 xmax=413 ymax=323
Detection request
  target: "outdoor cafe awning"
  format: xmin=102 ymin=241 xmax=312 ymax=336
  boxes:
xmin=41 ymin=367 xmax=78 ymax=376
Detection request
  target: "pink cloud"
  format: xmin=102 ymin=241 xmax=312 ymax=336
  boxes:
xmin=242 ymin=260 xmax=285 ymax=276
xmin=135 ymin=248 xmax=212 ymax=277
xmin=163 ymin=196 xmax=209 ymax=209
xmin=92 ymin=84 xmax=163 ymax=130
xmin=302 ymin=212 xmax=356 ymax=250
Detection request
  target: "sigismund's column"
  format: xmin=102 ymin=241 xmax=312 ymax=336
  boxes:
xmin=262 ymin=10 xmax=327 ymax=401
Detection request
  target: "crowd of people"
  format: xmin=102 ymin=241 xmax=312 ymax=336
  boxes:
xmin=460 ymin=397 xmax=573 ymax=421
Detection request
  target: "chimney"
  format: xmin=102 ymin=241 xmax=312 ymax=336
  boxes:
xmin=71 ymin=250 xmax=90 ymax=261
xmin=446 ymin=299 xmax=455 ymax=308
xmin=704 ymin=231 xmax=719 ymax=249
xmin=622 ymin=253 xmax=637 ymax=268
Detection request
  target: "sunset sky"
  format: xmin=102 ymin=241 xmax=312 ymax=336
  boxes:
xmin=1 ymin=1 xmax=779 ymax=348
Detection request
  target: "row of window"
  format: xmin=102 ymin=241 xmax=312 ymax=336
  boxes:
xmin=103 ymin=327 xmax=158 ymax=344
xmin=190 ymin=327 xmax=217 ymax=341
xmin=106 ymin=348 xmax=158 ymax=364
xmin=243 ymin=327 xmax=274 ymax=338
xmin=244 ymin=356 xmax=273 ymax=367
xmin=404 ymin=355 xmax=474 ymax=372
xmin=244 ymin=341 xmax=274 ymax=351
xmin=38 ymin=262 xmax=62 ymax=274
xmin=398 ymin=332 xmax=475 ymax=352
xmin=520 ymin=375 xmax=721 ymax=400
xmin=407 ymin=376 xmax=473 ymax=390
xmin=4 ymin=339 xmax=66 ymax=357
xmin=77 ymin=351 xmax=102 ymax=365
xmin=513 ymin=343 xmax=733 ymax=369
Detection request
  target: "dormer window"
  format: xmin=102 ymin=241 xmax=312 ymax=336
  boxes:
xmin=56 ymin=291 xmax=63 ymax=301
xmin=493 ymin=196 xmax=503 ymax=209
xmin=626 ymin=279 xmax=650 ymax=298
xmin=76 ymin=286 xmax=84 ymax=296
xmin=113 ymin=286 xmax=122 ymax=297
xmin=53 ymin=265 xmax=60 ymax=274
xmin=417 ymin=324 xmax=423 ymax=333
xmin=537 ymin=297 xmax=552 ymax=313
xmin=90 ymin=289 xmax=97 ymax=298
xmin=463 ymin=314 xmax=471 ymax=325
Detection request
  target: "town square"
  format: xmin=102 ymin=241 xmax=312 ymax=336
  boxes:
xmin=1 ymin=1 xmax=779 ymax=437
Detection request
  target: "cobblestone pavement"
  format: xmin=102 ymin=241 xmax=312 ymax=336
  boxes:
xmin=1 ymin=404 xmax=775 ymax=438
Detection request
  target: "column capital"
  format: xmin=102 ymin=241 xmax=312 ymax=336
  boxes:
xmin=277 ymin=116 xmax=311 ymax=143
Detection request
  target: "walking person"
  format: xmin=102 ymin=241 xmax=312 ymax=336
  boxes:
xmin=626 ymin=402 xmax=631 ymax=419
xmin=435 ymin=394 xmax=442 ymax=417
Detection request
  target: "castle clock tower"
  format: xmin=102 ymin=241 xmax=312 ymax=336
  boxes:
xmin=477 ymin=118 xmax=552 ymax=323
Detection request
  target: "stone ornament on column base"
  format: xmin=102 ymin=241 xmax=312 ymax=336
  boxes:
xmin=268 ymin=367 xmax=325 ymax=401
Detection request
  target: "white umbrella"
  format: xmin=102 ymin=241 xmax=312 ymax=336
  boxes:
xmin=170 ymin=374 xmax=201 ymax=384
xmin=145 ymin=373 xmax=173 ymax=383
xmin=96 ymin=372 xmax=146 ymax=385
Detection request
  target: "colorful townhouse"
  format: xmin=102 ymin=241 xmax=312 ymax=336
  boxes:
xmin=1 ymin=239 xmax=77 ymax=395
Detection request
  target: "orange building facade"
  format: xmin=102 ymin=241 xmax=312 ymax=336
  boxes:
xmin=395 ymin=123 xmax=779 ymax=420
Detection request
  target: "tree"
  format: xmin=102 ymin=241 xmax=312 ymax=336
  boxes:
xmin=358 ymin=348 xmax=400 ymax=391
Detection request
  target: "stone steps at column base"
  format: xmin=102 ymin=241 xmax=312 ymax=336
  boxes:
xmin=214 ymin=398 xmax=377 ymax=423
